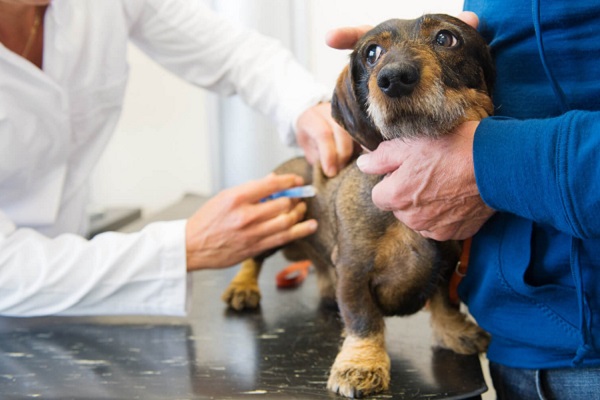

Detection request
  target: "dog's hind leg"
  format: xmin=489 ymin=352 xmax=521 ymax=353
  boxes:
xmin=314 ymin=261 xmax=337 ymax=307
xmin=221 ymin=258 xmax=263 ymax=311
xmin=428 ymin=288 xmax=490 ymax=354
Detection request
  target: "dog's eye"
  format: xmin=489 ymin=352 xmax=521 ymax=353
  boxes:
xmin=365 ymin=44 xmax=384 ymax=66
xmin=435 ymin=30 xmax=459 ymax=48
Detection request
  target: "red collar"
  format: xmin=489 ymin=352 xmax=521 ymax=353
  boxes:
xmin=448 ymin=237 xmax=472 ymax=306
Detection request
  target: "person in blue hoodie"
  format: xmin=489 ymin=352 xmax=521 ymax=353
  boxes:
xmin=327 ymin=1 xmax=600 ymax=398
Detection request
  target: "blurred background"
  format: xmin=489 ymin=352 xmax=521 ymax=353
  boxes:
xmin=90 ymin=0 xmax=463 ymax=215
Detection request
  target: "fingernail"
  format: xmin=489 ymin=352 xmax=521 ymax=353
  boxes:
xmin=356 ymin=154 xmax=369 ymax=170
xmin=327 ymin=166 xmax=337 ymax=177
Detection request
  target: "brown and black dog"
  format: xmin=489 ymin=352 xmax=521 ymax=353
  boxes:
xmin=222 ymin=14 xmax=494 ymax=398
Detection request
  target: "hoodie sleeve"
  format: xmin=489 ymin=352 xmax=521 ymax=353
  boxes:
xmin=474 ymin=110 xmax=600 ymax=239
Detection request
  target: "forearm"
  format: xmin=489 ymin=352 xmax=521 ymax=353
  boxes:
xmin=0 ymin=219 xmax=188 ymax=317
xmin=127 ymin=0 xmax=329 ymax=144
xmin=474 ymin=110 xmax=600 ymax=238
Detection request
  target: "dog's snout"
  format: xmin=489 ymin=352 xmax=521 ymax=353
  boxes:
xmin=377 ymin=63 xmax=420 ymax=98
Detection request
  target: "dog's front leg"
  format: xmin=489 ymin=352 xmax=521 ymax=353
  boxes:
xmin=327 ymin=262 xmax=390 ymax=398
xmin=221 ymin=258 xmax=263 ymax=311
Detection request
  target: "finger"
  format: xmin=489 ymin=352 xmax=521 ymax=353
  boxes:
xmin=297 ymin=131 xmax=320 ymax=165
xmin=236 ymin=173 xmax=304 ymax=204
xmin=415 ymin=229 xmax=432 ymax=238
xmin=312 ymin=103 xmax=354 ymax=175
xmin=409 ymin=218 xmax=469 ymax=241
xmin=252 ymin=202 xmax=308 ymax=239
xmin=371 ymin=173 xmax=404 ymax=212
xmin=332 ymin=120 xmax=356 ymax=171
xmin=256 ymin=219 xmax=318 ymax=252
xmin=417 ymin=228 xmax=453 ymax=242
xmin=306 ymin=114 xmax=338 ymax=177
xmin=248 ymin=196 xmax=297 ymax=225
xmin=356 ymin=140 xmax=407 ymax=175
xmin=457 ymin=11 xmax=479 ymax=29
xmin=325 ymin=25 xmax=373 ymax=49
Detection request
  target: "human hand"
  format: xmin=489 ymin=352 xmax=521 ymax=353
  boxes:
xmin=185 ymin=174 xmax=317 ymax=270
xmin=296 ymin=102 xmax=357 ymax=177
xmin=324 ymin=11 xmax=479 ymax=50
xmin=357 ymin=121 xmax=495 ymax=241
xmin=325 ymin=24 xmax=373 ymax=50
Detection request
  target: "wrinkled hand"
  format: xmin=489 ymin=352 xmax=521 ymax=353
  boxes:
xmin=185 ymin=174 xmax=317 ymax=270
xmin=357 ymin=122 xmax=495 ymax=241
xmin=296 ymin=102 xmax=357 ymax=177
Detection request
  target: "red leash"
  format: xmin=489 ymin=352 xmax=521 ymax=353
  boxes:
xmin=276 ymin=260 xmax=312 ymax=289
xmin=448 ymin=237 xmax=472 ymax=306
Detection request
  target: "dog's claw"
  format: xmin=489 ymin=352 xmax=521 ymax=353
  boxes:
xmin=221 ymin=284 xmax=261 ymax=311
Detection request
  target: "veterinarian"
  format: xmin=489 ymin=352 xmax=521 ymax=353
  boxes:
xmin=328 ymin=2 xmax=600 ymax=399
xmin=0 ymin=0 xmax=355 ymax=316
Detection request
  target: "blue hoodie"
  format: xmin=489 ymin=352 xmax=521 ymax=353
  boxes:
xmin=459 ymin=0 xmax=600 ymax=368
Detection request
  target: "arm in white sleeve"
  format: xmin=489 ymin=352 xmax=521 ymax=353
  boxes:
xmin=123 ymin=0 xmax=330 ymax=145
xmin=0 ymin=211 xmax=188 ymax=317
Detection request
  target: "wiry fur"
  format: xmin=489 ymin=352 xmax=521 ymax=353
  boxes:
xmin=222 ymin=14 xmax=495 ymax=398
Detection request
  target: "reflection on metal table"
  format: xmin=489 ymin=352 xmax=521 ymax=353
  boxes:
xmin=0 ymin=194 xmax=487 ymax=399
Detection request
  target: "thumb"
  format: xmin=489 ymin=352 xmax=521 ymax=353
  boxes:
xmin=356 ymin=140 xmax=405 ymax=175
xmin=325 ymin=25 xmax=373 ymax=50
xmin=457 ymin=11 xmax=479 ymax=29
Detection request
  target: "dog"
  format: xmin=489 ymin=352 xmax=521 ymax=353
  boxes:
xmin=222 ymin=14 xmax=495 ymax=398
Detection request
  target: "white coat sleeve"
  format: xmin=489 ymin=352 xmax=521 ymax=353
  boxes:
xmin=0 ymin=210 xmax=188 ymax=317
xmin=123 ymin=0 xmax=330 ymax=145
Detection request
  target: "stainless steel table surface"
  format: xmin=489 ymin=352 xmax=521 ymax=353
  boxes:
xmin=0 ymin=194 xmax=487 ymax=400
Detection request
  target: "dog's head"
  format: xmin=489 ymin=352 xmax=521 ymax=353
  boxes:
xmin=332 ymin=14 xmax=495 ymax=151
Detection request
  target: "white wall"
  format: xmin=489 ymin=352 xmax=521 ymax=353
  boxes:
xmin=90 ymin=45 xmax=212 ymax=215
xmin=208 ymin=0 xmax=305 ymax=191
xmin=89 ymin=0 xmax=463 ymax=215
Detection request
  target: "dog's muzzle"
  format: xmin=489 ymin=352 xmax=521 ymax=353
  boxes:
xmin=377 ymin=60 xmax=421 ymax=98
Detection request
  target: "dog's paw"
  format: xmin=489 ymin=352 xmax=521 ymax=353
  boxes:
xmin=434 ymin=318 xmax=490 ymax=355
xmin=327 ymin=334 xmax=390 ymax=398
xmin=221 ymin=282 xmax=261 ymax=311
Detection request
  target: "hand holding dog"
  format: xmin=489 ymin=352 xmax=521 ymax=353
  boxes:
xmin=357 ymin=122 xmax=495 ymax=241
xmin=296 ymin=102 xmax=357 ymax=177
xmin=185 ymin=174 xmax=317 ymax=270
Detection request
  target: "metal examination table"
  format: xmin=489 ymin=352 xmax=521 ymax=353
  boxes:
xmin=0 ymin=194 xmax=487 ymax=399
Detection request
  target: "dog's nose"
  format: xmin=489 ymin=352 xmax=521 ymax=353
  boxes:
xmin=377 ymin=63 xmax=420 ymax=98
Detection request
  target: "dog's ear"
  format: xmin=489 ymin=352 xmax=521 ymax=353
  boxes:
xmin=331 ymin=65 xmax=383 ymax=151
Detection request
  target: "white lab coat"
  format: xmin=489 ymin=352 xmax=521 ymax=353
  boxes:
xmin=0 ymin=0 xmax=329 ymax=316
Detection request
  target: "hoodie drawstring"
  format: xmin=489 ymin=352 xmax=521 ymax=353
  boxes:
xmin=531 ymin=0 xmax=569 ymax=113
xmin=532 ymin=0 xmax=592 ymax=365
xmin=570 ymin=238 xmax=594 ymax=365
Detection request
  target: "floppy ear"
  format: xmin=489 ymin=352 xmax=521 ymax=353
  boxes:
xmin=331 ymin=65 xmax=383 ymax=151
